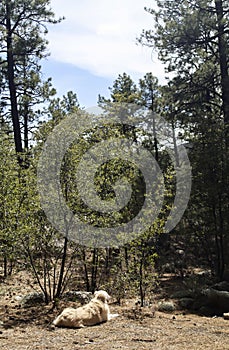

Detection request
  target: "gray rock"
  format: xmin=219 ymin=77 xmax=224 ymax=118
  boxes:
xmin=200 ymin=288 xmax=229 ymax=315
xmin=14 ymin=295 xmax=23 ymax=302
xmin=158 ymin=301 xmax=176 ymax=312
xmin=178 ymin=298 xmax=194 ymax=309
xmin=198 ymin=306 xmax=215 ymax=317
xmin=20 ymin=292 xmax=45 ymax=307
xmin=63 ymin=291 xmax=92 ymax=304
xmin=212 ymin=281 xmax=229 ymax=292
xmin=170 ymin=290 xmax=194 ymax=299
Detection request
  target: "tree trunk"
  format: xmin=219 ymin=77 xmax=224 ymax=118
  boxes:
xmin=82 ymin=249 xmax=90 ymax=292
xmin=6 ymin=2 xmax=23 ymax=156
xmin=152 ymin=114 xmax=159 ymax=162
xmin=214 ymin=0 xmax=229 ymax=275
xmin=139 ymin=257 xmax=144 ymax=307
xmin=23 ymin=102 xmax=29 ymax=150
xmin=3 ymin=256 xmax=7 ymax=278
xmin=215 ymin=0 xmax=229 ymax=126
xmin=55 ymin=237 xmax=68 ymax=299
xmin=91 ymin=248 xmax=99 ymax=293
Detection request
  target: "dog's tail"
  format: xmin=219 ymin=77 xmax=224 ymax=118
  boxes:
xmin=108 ymin=313 xmax=119 ymax=320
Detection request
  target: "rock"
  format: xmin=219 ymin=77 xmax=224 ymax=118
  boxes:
xmin=170 ymin=290 xmax=194 ymax=299
xmin=63 ymin=291 xmax=92 ymax=304
xmin=196 ymin=270 xmax=211 ymax=277
xmin=158 ymin=301 xmax=176 ymax=312
xmin=161 ymin=263 xmax=176 ymax=273
xmin=20 ymin=292 xmax=45 ymax=307
xmin=200 ymin=288 xmax=229 ymax=315
xmin=14 ymin=295 xmax=23 ymax=302
xmin=223 ymin=312 xmax=229 ymax=320
xmin=178 ymin=298 xmax=194 ymax=309
xmin=212 ymin=281 xmax=229 ymax=292
xmin=198 ymin=306 xmax=215 ymax=317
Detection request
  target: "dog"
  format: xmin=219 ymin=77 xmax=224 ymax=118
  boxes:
xmin=53 ymin=290 xmax=112 ymax=328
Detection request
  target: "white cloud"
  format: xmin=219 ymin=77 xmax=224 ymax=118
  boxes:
xmin=47 ymin=0 xmax=166 ymax=81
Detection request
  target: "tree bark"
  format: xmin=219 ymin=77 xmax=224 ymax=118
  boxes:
xmin=6 ymin=1 xmax=23 ymax=156
xmin=55 ymin=236 xmax=68 ymax=299
xmin=215 ymin=0 xmax=229 ymax=126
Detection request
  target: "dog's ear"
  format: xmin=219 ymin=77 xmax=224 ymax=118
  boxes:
xmin=106 ymin=292 xmax=111 ymax=300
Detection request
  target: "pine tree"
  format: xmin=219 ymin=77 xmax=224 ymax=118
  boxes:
xmin=139 ymin=0 xmax=229 ymax=278
xmin=0 ymin=0 xmax=62 ymax=157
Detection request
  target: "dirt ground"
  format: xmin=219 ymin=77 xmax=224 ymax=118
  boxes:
xmin=0 ymin=272 xmax=229 ymax=350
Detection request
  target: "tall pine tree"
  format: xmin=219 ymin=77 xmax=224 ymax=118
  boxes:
xmin=0 ymin=0 xmax=62 ymax=157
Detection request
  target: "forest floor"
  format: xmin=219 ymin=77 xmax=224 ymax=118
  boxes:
xmin=0 ymin=271 xmax=229 ymax=350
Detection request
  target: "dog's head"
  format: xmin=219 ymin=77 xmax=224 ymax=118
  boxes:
xmin=94 ymin=290 xmax=111 ymax=303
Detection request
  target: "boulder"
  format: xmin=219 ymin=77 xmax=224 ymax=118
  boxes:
xmin=178 ymin=298 xmax=194 ymax=309
xmin=63 ymin=291 xmax=92 ymax=304
xmin=158 ymin=301 xmax=176 ymax=312
xmin=201 ymin=288 xmax=229 ymax=315
xmin=212 ymin=281 xmax=229 ymax=292
xmin=170 ymin=290 xmax=194 ymax=299
xmin=20 ymin=292 xmax=45 ymax=307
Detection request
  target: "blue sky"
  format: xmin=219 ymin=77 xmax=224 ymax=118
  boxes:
xmin=42 ymin=60 xmax=113 ymax=108
xmin=42 ymin=0 xmax=166 ymax=108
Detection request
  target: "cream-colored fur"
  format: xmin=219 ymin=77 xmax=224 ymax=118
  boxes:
xmin=53 ymin=290 xmax=111 ymax=328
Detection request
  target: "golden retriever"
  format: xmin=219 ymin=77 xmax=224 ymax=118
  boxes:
xmin=53 ymin=290 xmax=111 ymax=328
